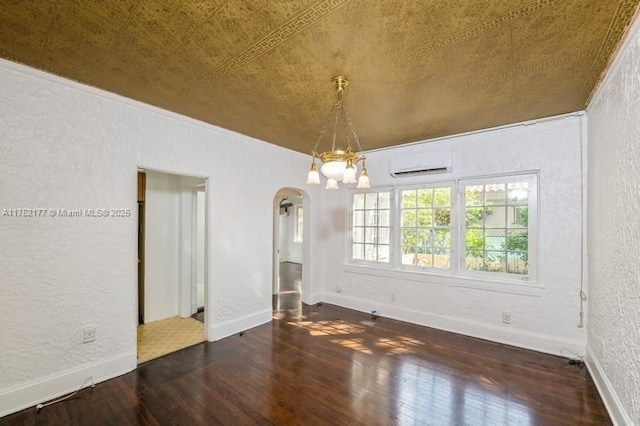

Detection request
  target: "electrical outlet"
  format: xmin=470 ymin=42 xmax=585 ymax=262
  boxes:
xmin=83 ymin=326 xmax=96 ymax=343
xmin=502 ymin=311 xmax=511 ymax=324
xmin=390 ymin=293 xmax=395 ymax=303
xmin=336 ymin=286 xmax=342 ymax=293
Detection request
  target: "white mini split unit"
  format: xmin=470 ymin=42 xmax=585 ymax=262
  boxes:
xmin=389 ymin=151 xmax=453 ymax=178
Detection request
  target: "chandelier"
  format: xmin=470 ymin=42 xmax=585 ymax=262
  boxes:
xmin=306 ymin=76 xmax=370 ymax=190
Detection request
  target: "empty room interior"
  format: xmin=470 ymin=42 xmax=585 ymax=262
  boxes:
xmin=1 ymin=1 xmax=639 ymax=424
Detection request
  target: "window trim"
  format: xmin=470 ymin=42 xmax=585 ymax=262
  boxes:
xmin=396 ymin=182 xmax=457 ymax=275
xmin=457 ymin=173 xmax=538 ymax=283
xmin=349 ymin=187 xmax=394 ymax=267
xmin=347 ymin=172 xmax=539 ymax=286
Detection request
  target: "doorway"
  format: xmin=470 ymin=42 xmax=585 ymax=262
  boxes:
xmin=273 ymin=188 xmax=307 ymax=319
xmin=136 ymin=169 xmax=209 ymax=364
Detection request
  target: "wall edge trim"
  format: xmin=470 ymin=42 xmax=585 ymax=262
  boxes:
xmin=208 ymin=308 xmax=272 ymax=341
xmin=585 ymin=344 xmax=633 ymax=426
xmin=322 ymin=293 xmax=585 ymax=357
xmin=0 ymin=351 xmax=136 ymax=418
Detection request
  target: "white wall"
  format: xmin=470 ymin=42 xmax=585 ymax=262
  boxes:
xmin=586 ymin=13 xmax=640 ymax=426
xmin=0 ymin=59 xmax=321 ymax=416
xmin=320 ymin=114 xmax=587 ymax=357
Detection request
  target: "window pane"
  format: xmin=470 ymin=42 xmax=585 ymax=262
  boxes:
xmin=353 ymin=193 xmax=365 ymax=209
xmin=434 ymin=229 xmax=450 ymax=247
xmin=417 ymin=189 xmax=433 ymax=207
xmin=402 ymin=228 xmax=417 ymax=246
xmin=402 ymin=246 xmax=418 ymax=265
xmin=365 ymin=193 xmax=378 ymax=209
xmin=508 ymin=182 xmax=529 ymax=204
xmin=485 ymin=251 xmax=506 ymax=272
xmin=466 ymin=207 xmax=485 ymax=227
xmin=402 ymin=210 xmax=416 ymax=227
xmin=364 ymin=244 xmax=377 ymax=261
xmin=377 ymin=245 xmax=390 ymax=262
xmin=465 ymin=185 xmax=484 ymax=206
xmin=365 ymin=228 xmax=377 ymax=244
xmin=434 ymin=188 xmax=450 ymax=206
xmin=507 ymin=251 xmax=528 ymax=274
xmin=353 ymin=210 xmax=364 ymax=227
xmin=465 ymin=250 xmax=484 ymax=270
xmin=507 ymin=230 xmax=528 ymax=251
xmin=378 ymin=209 xmax=390 ymax=226
xmin=402 ymin=190 xmax=417 ymax=208
xmin=434 ymin=248 xmax=450 ymax=269
xmin=466 ymin=228 xmax=484 ymax=249
xmin=417 ymin=253 xmax=433 ymax=268
xmin=485 ymin=184 xmax=506 ymax=205
xmin=485 ymin=205 xmax=506 ymax=229
xmin=365 ymin=210 xmax=377 ymax=226
xmin=378 ymin=192 xmax=391 ymax=209
xmin=416 ymin=228 xmax=431 ymax=247
xmin=485 ymin=229 xmax=506 ymax=250
xmin=416 ymin=209 xmax=433 ymax=227
xmin=434 ymin=208 xmax=450 ymax=226
xmin=353 ymin=227 xmax=364 ymax=243
xmin=353 ymin=244 xmax=364 ymax=260
xmin=378 ymin=228 xmax=390 ymax=244
xmin=508 ymin=206 xmax=528 ymax=228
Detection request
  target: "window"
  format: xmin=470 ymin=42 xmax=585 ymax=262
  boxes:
xmin=461 ymin=175 xmax=535 ymax=279
xmin=294 ymin=205 xmax=303 ymax=242
xmin=349 ymin=173 xmax=537 ymax=283
xmin=400 ymin=186 xmax=452 ymax=269
xmin=351 ymin=191 xmax=391 ymax=263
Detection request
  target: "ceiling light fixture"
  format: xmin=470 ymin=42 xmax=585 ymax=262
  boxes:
xmin=306 ymin=76 xmax=370 ymax=190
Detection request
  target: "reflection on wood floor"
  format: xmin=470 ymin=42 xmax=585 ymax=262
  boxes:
xmin=5 ymin=284 xmax=610 ymax=424
xmin=273 ymin=261 xmax=302 ymax=320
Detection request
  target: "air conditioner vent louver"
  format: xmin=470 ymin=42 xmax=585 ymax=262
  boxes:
xmin=389 ymin=152 xmax=452 ymax=178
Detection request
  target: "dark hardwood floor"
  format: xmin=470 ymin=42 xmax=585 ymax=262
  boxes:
xmin=3 ymin=264 xmax=610 ymax=425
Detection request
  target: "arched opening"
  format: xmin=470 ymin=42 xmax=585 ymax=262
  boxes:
xmin=272 ymin=188 xmax=310 ymax=319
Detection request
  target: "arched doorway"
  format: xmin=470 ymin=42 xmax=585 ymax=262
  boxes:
xmin=272 ymin=188 xmax=309 ymax=319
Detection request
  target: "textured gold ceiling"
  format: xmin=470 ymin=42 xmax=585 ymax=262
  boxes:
xmin=1 ymin=0 xmax=639 ymax=153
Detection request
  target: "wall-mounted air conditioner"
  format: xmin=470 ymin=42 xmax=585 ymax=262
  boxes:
xmin=389 ymin=151 xmax=453 ymax=177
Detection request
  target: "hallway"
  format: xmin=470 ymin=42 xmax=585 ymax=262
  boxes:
xmin=273 ymin=262 xmax=302 ymax=320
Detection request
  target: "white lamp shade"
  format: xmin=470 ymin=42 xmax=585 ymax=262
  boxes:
xmin=320 ymin=161 xmax=347 ymax=181
xmin=325 ymin=178 xmax=339 ymax=190
xmin=306 ymin=169 xmax=320 ymax=185
xmin=357 ymin=173 xmax=370 ymax=189
xmin=342 ymin=164 xmax=358 ymax=184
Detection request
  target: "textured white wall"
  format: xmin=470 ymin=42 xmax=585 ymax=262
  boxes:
xmin=586 ymin=14 xmax=640 ymax=425
xmin=0 ymin=59 xmax=320 ymax=415
xmin=321 ymin=114 xmax=587 ymax=356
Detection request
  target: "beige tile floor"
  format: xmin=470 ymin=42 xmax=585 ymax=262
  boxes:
xmin=137 ymin=316 xmax=205 ymax=364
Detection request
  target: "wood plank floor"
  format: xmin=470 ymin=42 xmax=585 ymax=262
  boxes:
xmin=3 ymin=302 xmax=610 ymax=425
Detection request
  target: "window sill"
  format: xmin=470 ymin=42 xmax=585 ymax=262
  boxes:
xmin=342 ymin=264 xmax=544 ymax=297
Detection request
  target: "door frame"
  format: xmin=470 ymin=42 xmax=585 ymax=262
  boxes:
xmin=136 ymin=167 xmax=210 ymax=343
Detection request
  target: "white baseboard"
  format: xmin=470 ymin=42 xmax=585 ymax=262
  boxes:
xmin=208 ymin=308 xmax=272 ymax=341
xmin=586 ymin=345 xmax=633 ymax=426
xmin=0 ymin=351 xmax=136 ymax=418
xmin=322 ymin=293 xmax=585 ymax=358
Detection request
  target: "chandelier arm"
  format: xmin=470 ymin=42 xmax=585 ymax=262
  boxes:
xmin=331 ymin=103 xmax=339 ymax=152
xmin=341 ymin=104 xmax=364 ymax=153
xmin=311 ymin=103 xmax=339 ymax=156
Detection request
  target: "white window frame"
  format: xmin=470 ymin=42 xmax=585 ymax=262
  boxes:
xmin=349 ymin=188 xmax=393 ymax=266
xmin=396 ymin=182 xmax=456 ymax=274
xmin=347 ymin=172 xmax=538 ymax=285
xmin=457 ymin=173 xmax=538 ymax=283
